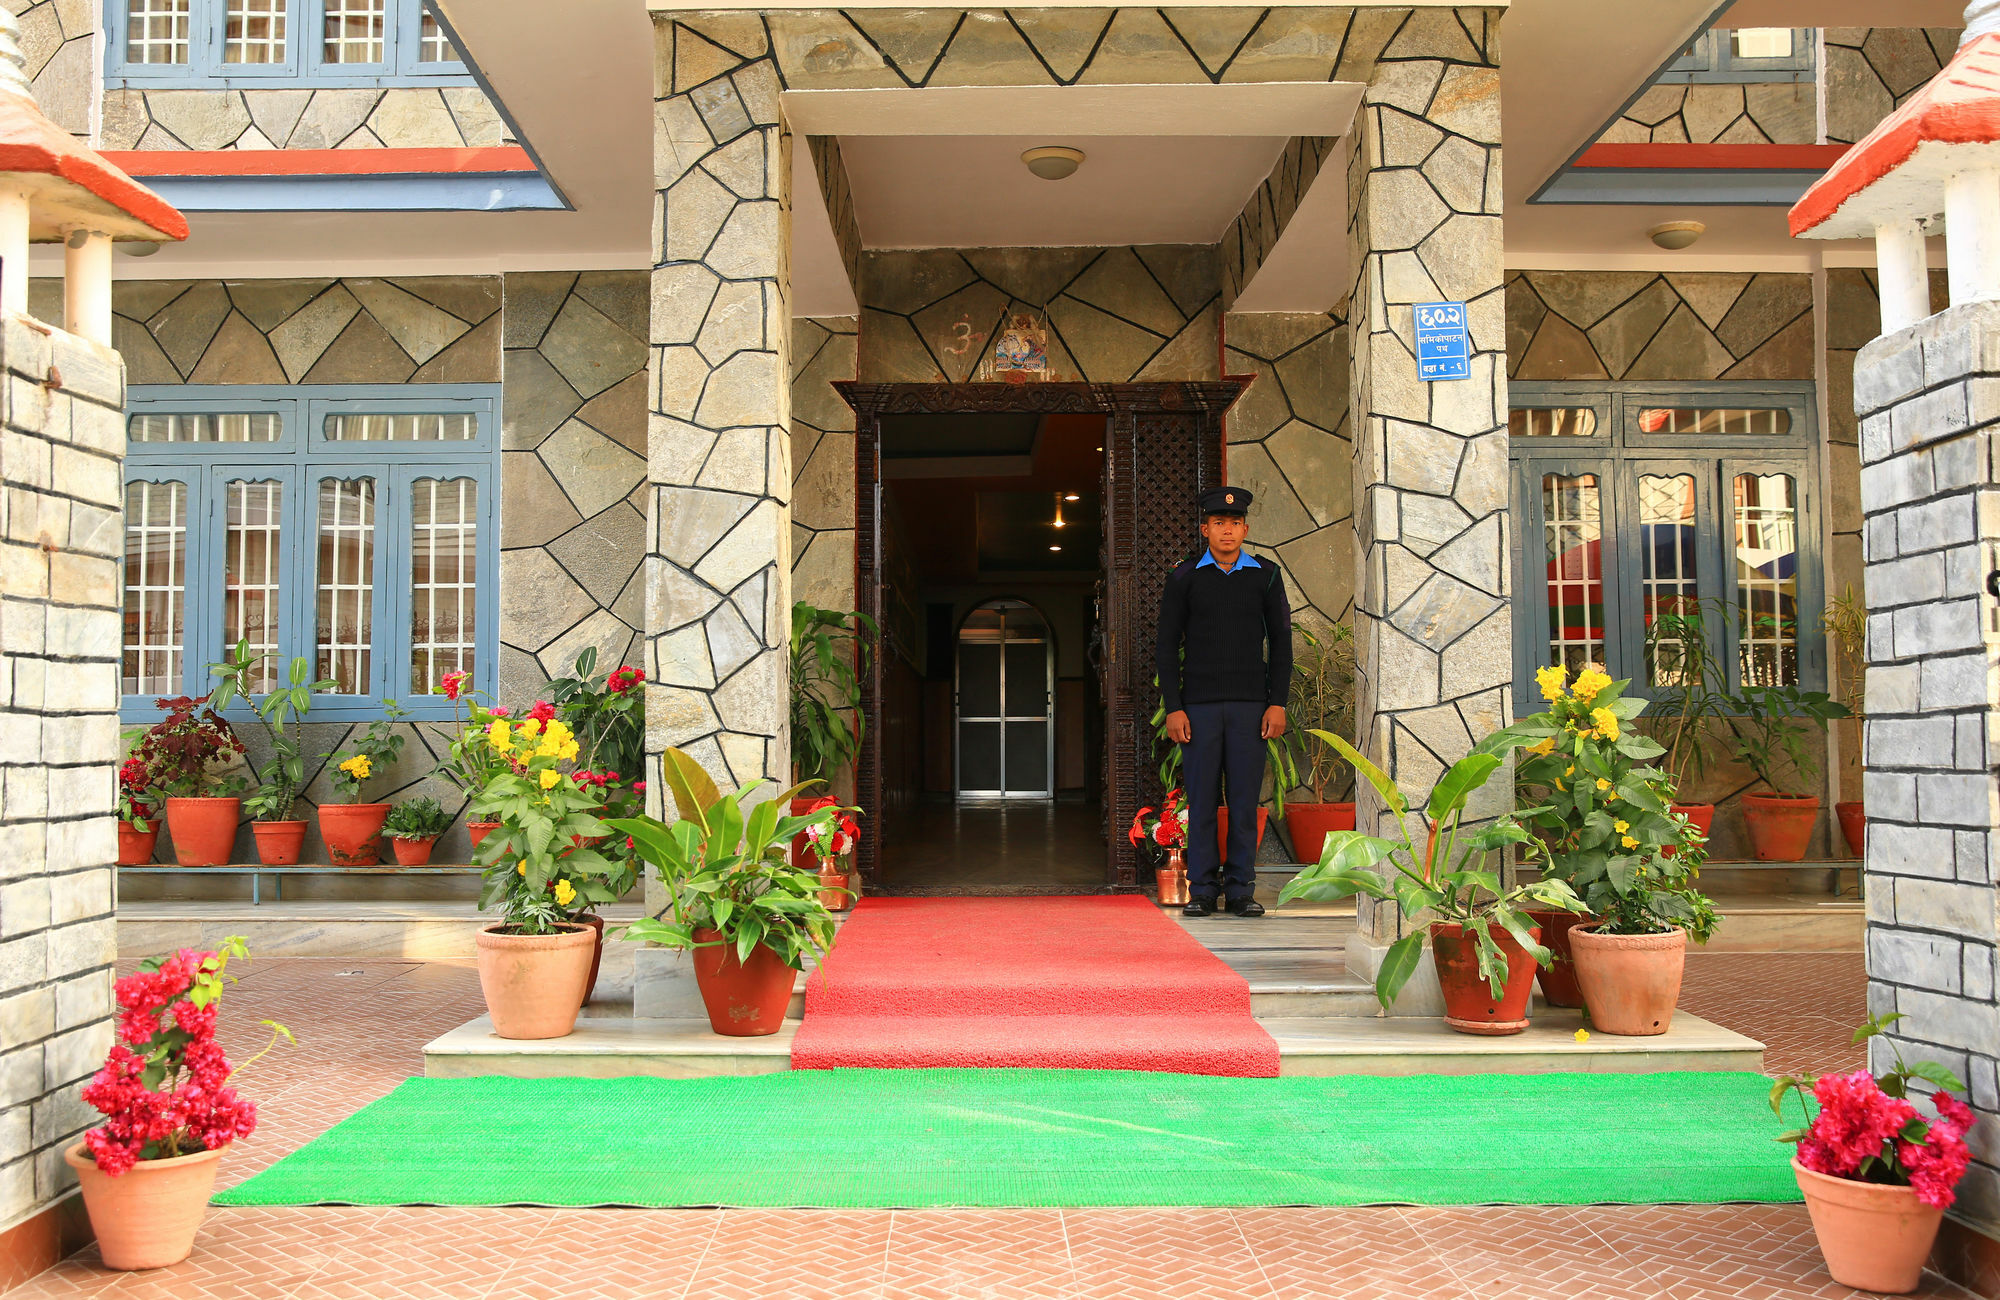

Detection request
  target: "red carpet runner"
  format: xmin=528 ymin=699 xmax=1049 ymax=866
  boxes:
xmin=788 ymin=896 xmax=1280 ymax=1077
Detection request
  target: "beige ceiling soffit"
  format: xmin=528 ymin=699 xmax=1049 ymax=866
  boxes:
xmin=655 ymin=0 xmax=1492 ymax=8
xmin=1717 ymin=0 xmax=1964 ymax=23
xmin=782 ymin=83 xmax=1363 ymax=138
xmin=791 ymin=143 xmax=860 ymax=318
xmin=1230 ymin=136 xmax=1352 ymax=314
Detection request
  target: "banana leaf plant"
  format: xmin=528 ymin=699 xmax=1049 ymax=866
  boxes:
xmin=1276 ymin=729 xmax=1586 ymax=1008
xmin=607 ymin=747 xmax=849 ymax=971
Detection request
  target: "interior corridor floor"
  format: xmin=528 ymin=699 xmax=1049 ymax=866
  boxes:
xmin=875 ymin=796 xmax=1106 ymax=894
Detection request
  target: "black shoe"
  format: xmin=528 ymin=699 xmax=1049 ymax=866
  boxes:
xmin=1224 ymin=898 xmax=1265 ymax=917
xmin=1182 ymin=897 xmax=1216 ymax=917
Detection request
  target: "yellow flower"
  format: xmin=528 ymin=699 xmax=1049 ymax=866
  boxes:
xmin=1565 ymin=765 xmax=1575 ymax=777
xmin=1614 ymin=820 xmax=1629 ymax=833
xmin=1574 ymin=1029 xmax=1591 ymax=1044
xmin=518 ymin=719 xmax=543 ymax=740
xmin=559 ymin=740 xmax=579 ymax=762
xmin=1621 ymin=835 xmax=1639 ymax=849
xmin=539 ymin=768 xmax=561 ymax=790
xmin=339 ymin=755 xmax=371 ymax=780
xmin=1590 ymin=707 xmax=1619 ymax=741
xmin=1595 ymin=778 xmax=1611 ymax=791
xmin=553 ymin=879 xmax=576 ymax=907
xmin=536 ymin=737 xmax=560 ymax=759
xmin=516 ymin=861 xmax=527 ymax=876
xmin=544 ymin=720 xmax=572 ymax=746
xmin=1573 ymin=668 xmax=1613 ymax=701
xmin=1528 ymin=737 xmax=1555 ymax=757
xmin=488 ymin=720 xmax=511 ymax=752
xmin=1536 ymin=665 xmax=1568 ymax=702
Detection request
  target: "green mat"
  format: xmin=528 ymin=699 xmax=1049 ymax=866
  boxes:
xmin=216 ymin=1070 xmax=1801 ymax=1209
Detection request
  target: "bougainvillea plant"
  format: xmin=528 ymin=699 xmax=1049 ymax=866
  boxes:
xmin=1771 ymin=1014 xmax=1978 ymax=1209
xmin=1127 ymin=787 xmax=1189 ymax=863
xmin=81 ymin=937 xmax=291 ymax=1176
xmin=117 ymin=755 xmax=161 ymax=829
xmin=132 ymin=695 xmax=246 ymax=798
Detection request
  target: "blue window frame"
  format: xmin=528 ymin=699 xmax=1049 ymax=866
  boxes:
xmin=121 ymin=384 xmax=500 ymax=724
xmin=1659 ymin=27 xmax=1815 ymax=84
xmin=1507 ymin=382 xmax=1823 ymax=715
xmin=106 ymin=0 xmax=477 ymax=89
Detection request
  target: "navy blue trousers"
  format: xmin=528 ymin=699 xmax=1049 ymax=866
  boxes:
xmin=1180 ymin=700 xmax=1265 ymax=904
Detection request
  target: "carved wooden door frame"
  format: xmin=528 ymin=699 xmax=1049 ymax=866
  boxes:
xmin=835 ymin=380 xmax=1247 ymax=890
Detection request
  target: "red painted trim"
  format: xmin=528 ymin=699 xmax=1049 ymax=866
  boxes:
xmin=0 ymin=97 xmax=187 ymax=239
xmin=100 ymin=146 xmax=538 ymax=178
xmin=1575 ymin=143 xmax=1851 ymax=171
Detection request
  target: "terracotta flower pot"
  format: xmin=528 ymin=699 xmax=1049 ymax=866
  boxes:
xmin=1431 ymin=921 xmax=1541 ymax=1035
xmin=467 ymin=820 xmax=501 ymax=850
xmin=573 ymin=913 xmax=605 ymax=1005
xmin=390 ymin=836 xmax=437 ymax=866
xmin=475 ymin=922 xmax=594 ymax=1039
xmin=1570 ymin=923 xmax=1687 ymax=1036
xmin=318 ymin=802 xmax=390 ymax=866
xmin=1284 ymin=802 xmax=1356 ymax=867
xmin=117 ymin=821 xmax=158 ymax=866
xmin=1214 ymin=807 xmax=1269 ymax=861
xmin=1837 ymin=800 xmax=1865 ymax=858
xmin=164 ymin=796 xmax=240 ymax=867
xmin=1524 ymin=907 xmax=1594 ymax=1008
xmin=1671 ymin=803 xmax=1715 ymax=840
xmin=1793 ymin=1159 xmax=1944 ymax=1294
xmin=1743 ymin=792 xmax=1819 ymax=862
xmin=691 ymin=927 xmax=795 ymax=1036
xmin=64 ymin=1141 xmax=224 ymax=1271
xmin=251 ymin=820 xmax=306 ymax=865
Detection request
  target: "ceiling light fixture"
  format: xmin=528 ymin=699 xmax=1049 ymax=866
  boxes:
xmin=119 ymin=241 xmax=161 ymax=257
xmin=1049 ymin=544 xmax=1062 ymax=552
xmin=1064 ymin=493 xmax=1081 ymax=502
xmin=1022 ymin=145 xmax=1086 ymax=181
xmin=1647 ymin=220 xmax=1705 ymax=251
xmin=1052 ymin=492 xmax=1067 ymax=529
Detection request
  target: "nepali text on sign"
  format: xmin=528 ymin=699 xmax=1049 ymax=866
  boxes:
xmin=1414 ymin=301 xmax=1470 ymax=381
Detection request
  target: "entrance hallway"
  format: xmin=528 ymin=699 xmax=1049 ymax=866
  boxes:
xmin=876 ymin=797 xmax=1103 ymax=894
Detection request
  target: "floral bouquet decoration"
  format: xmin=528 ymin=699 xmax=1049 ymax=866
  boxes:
xmin=1771 ymin=1013 xmax=1978 ymax=1293
xmin=797 ymin=793 xmax=861 ymax=911
xmin=1129 ymin=787 xmax=1191 ymax=905
xmin=69 ymin=937 xmax=290 ymax=1270
xmin=117 ymin=750 xmax=163 ymax=865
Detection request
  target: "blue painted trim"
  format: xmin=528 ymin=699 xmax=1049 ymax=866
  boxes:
xmin=1660 ymin=28 xmax=1815 ymax=83
xmin=106 ymin=0 xmax=474 ymax=89
xmin=121 ymin=384 xmax=501 ymax=725
xmin=138 ymin=172 xmax=566 ymax=213
xmin=1533 ymin=169 xmax=1821 ymax=207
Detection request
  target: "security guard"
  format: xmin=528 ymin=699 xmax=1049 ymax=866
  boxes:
xmin=1155 ymin=486 xmax=1292 ymax=917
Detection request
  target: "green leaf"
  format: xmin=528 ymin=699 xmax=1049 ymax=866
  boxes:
xmin=1374 ymin=933 xmax=1424 ymax=1009
xmin=660 ymin=746 xmax=721 ymax=827
xmin=1427 ymin=752 xmax=1502 ymax=821
xmin=1906 ymin=1059 xmax=1968 ymax=1095
xmin=1310 ymin=729 xmax=1405 ymax=819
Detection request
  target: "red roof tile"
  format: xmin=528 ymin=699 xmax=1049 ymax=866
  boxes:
xmin=0 ymin=92 xmax=187 ymax=241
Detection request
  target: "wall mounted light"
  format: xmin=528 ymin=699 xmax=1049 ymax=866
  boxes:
xmin=1647 ymin=220 xmax=1706 ymax=250
xmin=1022 ymin=146 xmax=1085 ymax=181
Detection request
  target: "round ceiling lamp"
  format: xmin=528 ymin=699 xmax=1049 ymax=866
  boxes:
xmin=1647 ymin=220 xmax=1706 ymax=251
xmin=1022 ymin=146 xmax=1085 ymax=181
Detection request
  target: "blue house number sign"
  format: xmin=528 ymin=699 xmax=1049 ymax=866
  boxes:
xmin=1415 ymin=301 xmax=1470 ymax=381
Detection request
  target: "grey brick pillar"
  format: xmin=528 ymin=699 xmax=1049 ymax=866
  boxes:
xmin=1344 ymin=20 xmax=1509 ymax=1003
xmin=1855 ymin=301 xmax=2000 ymax=1229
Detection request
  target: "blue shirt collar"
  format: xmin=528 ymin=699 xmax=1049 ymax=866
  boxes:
xmin=1196 ymin=549 xmax=1259 ymax=571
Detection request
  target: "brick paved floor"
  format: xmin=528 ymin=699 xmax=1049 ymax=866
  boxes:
xmin=17 ymin=951 xmax=1975 ymax=1299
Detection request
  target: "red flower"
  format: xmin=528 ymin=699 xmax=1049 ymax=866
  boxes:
xmin=633 ymin=781 xmax=646 ymax=793
xmin=489 ymin=707 xmax=511 ymax=719
xmin=441 ymin=670 xmax=470 ymax=700
xmin=607 ymin=666 xmax=645 ymax=694
xmin=1128 ymin=808 xmax=1153 ymax=848
xmin=526 ymin=700 xmax=557 ymax=724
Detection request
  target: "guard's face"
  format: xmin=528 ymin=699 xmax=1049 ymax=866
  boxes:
xmin=1201 ymin=514 xmax=1249 ymax=551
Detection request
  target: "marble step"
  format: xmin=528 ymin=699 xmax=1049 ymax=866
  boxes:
xmin=423 ymin=1009 xmax=1763 ymax=1080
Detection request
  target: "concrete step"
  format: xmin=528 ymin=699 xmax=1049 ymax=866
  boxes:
xmin=423 ymin=1008 xmax=1762 ymax=1080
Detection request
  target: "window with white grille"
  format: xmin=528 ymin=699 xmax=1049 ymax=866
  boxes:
xmin=124 ymin=481 xmax=188 ymax=695
xmin=323 ymin=0 xmax=386 ymax=63
xmin=127 ymin=0 xmax=192 ymax=64
xmin=418 ymin=11 xmax=459 ymax=63
xmin=224 ymin=479 xmax=285 ymax=693
xmin=409 ymin=478 xmax=477 ymax=694
xmin=113 ymin=0 xmax=478 ymax=84
xmin=224 ymin=0 xmax=286 ymax=64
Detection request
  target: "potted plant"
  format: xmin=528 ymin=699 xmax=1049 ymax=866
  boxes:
xmin=789 ymin=600 xmax=876 ymax=863
xmin=1493 ymin=664 xmax=1701 ymax=1008
xmin=1127 ymin=787 xmax=1190 ymax=905
xmin=1281 ymin=620 xmax=1357 ymax=866
xmin=1821 ymin=584 xmax=1867 ymax=856
xmin=610 ymin=747 xmax=845 ymax=1037
xmin=66 ymin=937 xmax=289 ymax=1270
xmin=116 ymin=749 xmax=162 ymax=866
xmin=384 ymin=796 xmax=452 ymax=865
xmin=132 ymin=693 xmax=247 ymax=866
xmin=318 ymin=702 xmax=407 ymax=866
xmin=1721 ymin=682 xmax=1849 ymax=861
xmin=431 ymin=670 xmax=511 ymax=848
xmin=209 ymin=642 xmax=337 ymax=867
xmin=1772 ymin=1014 xmax=1978 ymax=1293
xmin=1277 ymin=730 xmax=1586 ymax=1033
xmin=796 ymin=794 xmax=861 ymax=911
xmin=470 ymin=713 xmax=622 ymax=1036
xmin=1565 ymin=810 xmax=1719 ymax=1035
xmin=542 ymin=648 xmax=648 ymax=899
xmin=1641 ymin=599 xmax=1729 ymax=838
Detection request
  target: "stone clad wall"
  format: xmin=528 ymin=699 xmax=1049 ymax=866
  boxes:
xmin=1506 ymin=270 xmax=1814 ymax=383
xmin=1853 ymin=302 xmax=2000 ymax=1231
xmin=0 ymin=315 xmax=124 ymax=1235
xmin=791 ymin=316 xmax=859 ymax=617
xmin=1824 ymin=28 xmax=1958 ymax=144
xmin=100 ymin=86 xmax=510 ymax=152
xmin=1601 ymin=79 xmax=1816 ymax=146
xmin=8 ymin=0 xmax=91 ymax=136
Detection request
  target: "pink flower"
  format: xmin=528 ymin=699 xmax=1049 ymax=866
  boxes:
xmin=488 ymin=707 xmax=511 ymax=719
xmin=441 ymin=670 xmax=470 ymax=700
xmin=633 ymin=781 xmax=646 ymax=793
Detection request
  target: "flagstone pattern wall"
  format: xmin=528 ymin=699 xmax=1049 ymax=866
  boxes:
xmin=1506 ymin=270 xmax=1814 ymax=383
xmin=791 ymin=315 xmax=859 ymax=617
xmin=1601 ymin=80 xmax=1817 ymax=146
xmin=1824 ymin=28 xmax=1958 ymax=145
xmin=99 ymin=85 xmax=510 ymax=152
xmin=0 ymin=315 xmax=123 ymax=1232
xmin=1220 ymin=136 xmax=1340 ymax=306
xmin=8 ymin=0 xmax=91 ymax=136
xmin=1853 ymin=302 xmax=2000 ymax=1229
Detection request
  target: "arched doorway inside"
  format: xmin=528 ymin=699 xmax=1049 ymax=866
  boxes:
xmin=955 ymin=599 xmax=1053 ymax=799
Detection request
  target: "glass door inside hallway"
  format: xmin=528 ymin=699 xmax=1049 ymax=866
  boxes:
xmin=955 ymin=600 xmax=1052 ymax=798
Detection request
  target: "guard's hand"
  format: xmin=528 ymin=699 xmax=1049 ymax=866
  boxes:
xmin=1261 ymin=706 xmax=1288 ymax=740
xmin=1165 ymin=710 xmax=1192 ymax=744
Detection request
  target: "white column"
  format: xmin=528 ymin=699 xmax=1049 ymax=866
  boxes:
xmin=1875 ymin=219 xmax=1933 ymax=335
xmin=1945 ymin=167 xmax=2000 ymax=307
xmin=0 ymin=188 xmax=28 ymax=317
xmin=62 ymin=229 xmax=111 ymax=346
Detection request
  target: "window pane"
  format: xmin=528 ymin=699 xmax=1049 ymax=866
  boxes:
xmin=225 ymin=0 xmax=287 ymax=63
xmin=1637 ymin=407 xmax=1793 ymax=436
xmin=419 ymin=12 xmax=461 ymax=63
xmin=1639 ymin=474 xmax=1702 ymax=688
xmin=124 ymin=482 xmax=187 ymax=696
xmin=409 ymin=478 xmax=476 ymax=695
xmin=323 ymin=0 xmax=385 ymax=63
xmin=127 ymin=0 xmax=191 ymax=64
xmin=1730 ymin=27 xmax=1794 ymax=59
xmin=1509 ymin=408 xmax=1598 ymax=438
xmin=225 ymin=480 xmax=283 ymax=694
xmin=324 ymin=413 xmax=477 ymax=442
xmin=316 ymin=478 xmax=376 ymax=693
xmin=1735 ymin=473 xmax=1799 ymax=687
xmin=129 ymin=413 xmax=281 ymax=443
xmin=1542 ymin=473 xmax=1606 ymax=676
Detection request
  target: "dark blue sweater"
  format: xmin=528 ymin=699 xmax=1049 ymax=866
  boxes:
xmin=1155 ymin=552 xmax=1292 ymax=712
